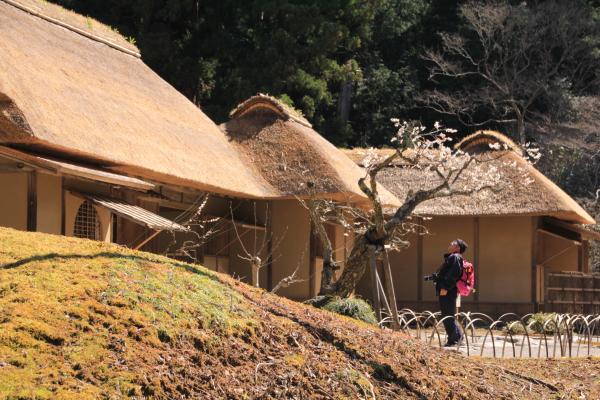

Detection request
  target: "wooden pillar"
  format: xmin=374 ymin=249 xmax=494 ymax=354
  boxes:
xmin=60 ymin=178 xmax=66 ymax=236
xmin=309 ymin=223 xmax=317 ymax=298
xmin=27 ymin=171 xmax=37 ymax=232
xmin=531 ymin=217 xmax=539 ymax=309
xmin=417 ymin=218 xmax=424 ymax=302
xmin=266 ymin=201 xmax=274 ymax=291
xmin=543 ymin=266 xmax=550 ymax=312
xmin=416 ymin=218 xmax=424 ymax=303
xmin=582 ymin=240 xmax=590 ymax=273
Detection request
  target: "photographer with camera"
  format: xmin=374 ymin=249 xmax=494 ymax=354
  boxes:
xmin=425 ymin=239 xmax=467 ymax=346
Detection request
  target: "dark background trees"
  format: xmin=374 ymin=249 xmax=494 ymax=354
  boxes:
xmin=50 ymin=0 xmax=599 ymax=146
xmin=51 ymin=1 xmax=600 ymax=219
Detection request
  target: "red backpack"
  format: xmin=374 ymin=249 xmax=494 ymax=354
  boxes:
xmin=457 ymin=259 xmax=475 ymax=296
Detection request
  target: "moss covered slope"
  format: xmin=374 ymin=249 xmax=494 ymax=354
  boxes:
xmin=0 ymin=228 xmax=596 ymax=399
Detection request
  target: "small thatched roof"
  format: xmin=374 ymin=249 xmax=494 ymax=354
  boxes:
xmin=0 ymin=0 xmax=276 ymax=199
xmin=220 ymin=95 xmax=399 ymax=206
xmin=343 ymin=131 xmax=595 ymax=224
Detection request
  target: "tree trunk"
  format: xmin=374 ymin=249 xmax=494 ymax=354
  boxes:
xmin=305 ymin=200 xmax=338 ymax=296
xmin=338 ymin=81 xmax=353 ymax=123
xmin=331 ymin=234 xmax=375 ymax=298
xmin=319 ymin=246 xmax=337 ymax=295
xmin=331 ymin=185 xmax=441 ymax=298
xmin=515 ymin=107 xmax=526 ymax=144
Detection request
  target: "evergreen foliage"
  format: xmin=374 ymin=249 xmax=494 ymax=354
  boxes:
xmin=51 ymin=0 xmax=599 ymax=147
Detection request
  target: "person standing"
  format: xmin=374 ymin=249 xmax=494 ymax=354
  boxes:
xmin=436 ymin=239 xmax=467 ymax=346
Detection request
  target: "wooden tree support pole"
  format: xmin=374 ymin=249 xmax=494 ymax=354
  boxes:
xmin=134 ymin=230 xmax=162 ymax=250
xmin=383 ymin=249 xmax=401 ymax=330
xmin=369 ymin=249 xmax=382 ymax=322
xmin=375 ymin=270 xmax=393 ymax=320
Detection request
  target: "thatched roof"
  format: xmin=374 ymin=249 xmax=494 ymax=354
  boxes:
xmin=220 ymin=95 xmax=399 ymax=206
xmin=4 ymin=0 xmax=139 ymax=56
xmin=0 ymin=0 xmax=276 ymax=199
xmin=342 ymin=131 xmax=595 ymax=224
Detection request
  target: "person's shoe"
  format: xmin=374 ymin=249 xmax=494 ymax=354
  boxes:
xmin=444 ymin=334 xmax=463 ymax=347
xmin=454 ymin=333 xmax=463 ymax=345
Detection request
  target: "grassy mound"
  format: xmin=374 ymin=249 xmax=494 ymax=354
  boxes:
xmin=0 ymin=228 xmax=596 ymax=399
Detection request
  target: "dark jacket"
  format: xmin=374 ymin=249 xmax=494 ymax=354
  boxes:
xmin=435 ymin=253 xmax=463 ymax=296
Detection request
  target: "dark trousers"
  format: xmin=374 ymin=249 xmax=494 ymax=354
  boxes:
xmin=439 ymin=292 xmax=460 ymax=342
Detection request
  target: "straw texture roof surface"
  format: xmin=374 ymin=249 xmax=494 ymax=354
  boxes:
xmin=342 ymin=131 xmax=595 ymax=224
xmin=0 ymin=1 xmax=277 ymax=199
xmin=221 ymin=95 xmax=399 ymax=206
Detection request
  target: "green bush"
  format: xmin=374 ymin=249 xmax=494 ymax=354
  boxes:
xmin=526 ymin=313 xmax=565 ymax=334
xmin=322 ymin=297 xmax=378 ymax=325
xmin=504 ymin=320 xmax=528 ymax=335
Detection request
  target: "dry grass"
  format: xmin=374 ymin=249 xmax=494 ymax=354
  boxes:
xmin=0 ymin=227 xmax=598 ymax=398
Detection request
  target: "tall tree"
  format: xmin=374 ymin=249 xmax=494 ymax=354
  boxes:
xmin=420 ymin=0 xmax=600 ymax=144
xmin=51 ymin=0 xmax=428 ymax=146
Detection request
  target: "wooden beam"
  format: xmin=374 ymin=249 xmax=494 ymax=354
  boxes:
xmin=537 ymin=228 xmax=582 ymax=245
xmin=133 ymin=230 xmax=162 ymax=250
xmin=0 ymin=165 xmax=34 ymax=173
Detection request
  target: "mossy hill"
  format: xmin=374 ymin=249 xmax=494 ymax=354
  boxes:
xmin=0 ymin=228 xmax=597 ymax=399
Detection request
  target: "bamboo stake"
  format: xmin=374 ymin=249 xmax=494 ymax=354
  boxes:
xmin=383 ymin=249 xmax=401 ymax=329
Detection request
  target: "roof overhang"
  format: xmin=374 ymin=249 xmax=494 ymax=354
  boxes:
xmin=72 ymin=192 xmax=188 ymax=233
xmin=0 ymin=146 xmax=154 ymax=190
xmin=546 ymin=218 xmax=600 ymax=241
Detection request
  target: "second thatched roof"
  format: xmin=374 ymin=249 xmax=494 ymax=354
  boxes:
xmin=343 ymin=131 xmax=595 ymax=224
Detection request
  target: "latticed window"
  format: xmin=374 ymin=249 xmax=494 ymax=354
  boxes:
xmin=74 ymin=200 xmax=101 ymax=240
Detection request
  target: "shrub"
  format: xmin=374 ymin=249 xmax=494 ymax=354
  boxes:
xmin=526 ymin=313 xmax=566 ymax=334
xmin=504 ymin=320 xmax=528 ymax=335
xmin=322 ymin=297 xmax=378 ymax=325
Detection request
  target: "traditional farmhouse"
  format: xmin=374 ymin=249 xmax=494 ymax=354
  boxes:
xmin=0 ymin=1 xmax=397 ymax=301
xmin=344 ymin=131 xmax=599 ymax=315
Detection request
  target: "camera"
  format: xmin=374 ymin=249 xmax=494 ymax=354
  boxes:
xmin=423 ymin=272 xmax=439 ymax=282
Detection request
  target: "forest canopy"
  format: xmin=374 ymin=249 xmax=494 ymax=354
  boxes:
xmin=51 ymin=0 xmax=600 ymax=147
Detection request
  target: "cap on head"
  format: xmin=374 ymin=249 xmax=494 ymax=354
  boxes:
xmin=454 ymin=239 xmax=468 ymax=254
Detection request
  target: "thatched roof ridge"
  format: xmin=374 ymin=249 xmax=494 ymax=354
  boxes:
xmin=230 ymin=94 xmax=312 ymax=128
xmin=2 ymin=0 xmax=139 ymax=57
xmin=343 ymin=146 xmax=595 ymax=224
xmin=455 ymin=130 xmax=523 ymax=155
xmin=221 ymin=99 xmax=399 ymax=207
xmin=0 ymin=1 xmax=278 ymax=199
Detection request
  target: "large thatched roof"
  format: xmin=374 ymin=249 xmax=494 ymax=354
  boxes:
xmin=0 ymin=0 xmax=276 ymax=199
xmin=220 ymin=94 xmax=399 ymax=206
xmin=343 ymin=131 xmax=595 ymax=224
